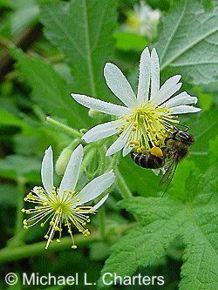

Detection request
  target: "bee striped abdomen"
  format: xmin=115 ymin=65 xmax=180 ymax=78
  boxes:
xmin=131 ymin=152 xmax=165 ymax=169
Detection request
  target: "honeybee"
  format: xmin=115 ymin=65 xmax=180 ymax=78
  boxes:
xmin=130 ymin=127 xmax=194 ymax=187
xmin=131 ymin=146 xmax=165 ymax=169
xmin=161 ymin=128 xmax=194 ymax=185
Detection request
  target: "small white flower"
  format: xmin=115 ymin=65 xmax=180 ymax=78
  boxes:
xmin=124 ymin=1 xmax=161 ymax=38
xmin=23 ymin=145 xmax=115 ymax=249
xmin=71 ymin=47 xmax=201 ymax=157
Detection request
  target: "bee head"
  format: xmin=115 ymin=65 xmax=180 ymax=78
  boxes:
xmin=177 ymin=131 xmax=194 ymax=145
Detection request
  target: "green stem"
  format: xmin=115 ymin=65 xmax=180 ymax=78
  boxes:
xmin=0 ymin=35 xmax=15 ymax=49
xmin=0 ymin=224 xmax=134 ymax=264
xmin=98 ymin=207 xmax=106 ymax=239
xmin=14 ymin=178 xmax=26 ymax=237
xmin=0 ymin=233 xmax=99 ymax=264
xmin=115 ymin=169 xmax=133 ymax=199
xmin=46 ymin=116 xmax=82 ymax=138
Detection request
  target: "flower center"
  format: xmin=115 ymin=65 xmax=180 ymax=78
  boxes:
xmin=50 ymin=195 xmax=72 ymax=217
xmin=119 ymin=101 xmax=178 ymax=153
xmin=22 ymin=187 xmax=93 ymax=249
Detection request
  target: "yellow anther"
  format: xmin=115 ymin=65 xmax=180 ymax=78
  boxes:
xmin=136 ymin=148 xmax=142 ymax=153
xmin=83 ymin=229 xmax=90 ymax=237
xmin=71 ymin=245 xmax=77 ymax=249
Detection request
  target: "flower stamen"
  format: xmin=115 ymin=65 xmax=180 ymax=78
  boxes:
xmin=119 ymin=102 xmax=179 ymax=152
xmin=23 ymin=186 xmax=95 ymax=249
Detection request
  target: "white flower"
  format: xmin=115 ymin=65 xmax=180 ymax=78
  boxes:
xmin=125 ymin=1 xmax=161 ymax=38
xmin=71 ymin=47 xmax=201 ymax=157
xmin=23 ymin=145 xmax=115 ymax=249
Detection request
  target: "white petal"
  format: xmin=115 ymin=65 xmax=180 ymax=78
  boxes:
xmin=72 ymin=94 xmax=130 ymax=117
xmin=41 ymin=146 xmax=53 ymax=195
xmin=170 ymin=105 xmax=201 ymax=115
xmin=154 ymin=75 xmax=181 ymax=104
xmin=106 ymin=126 xmax=131 ymax=156
xmin=104 ymin=63 xmax=136 ymax=107
xmin=163 ymin=92 xmax=197 ymax=108
xmin=59 ymin=145 xmax=84 ymax=198
xmin=122 ymin=145 xmax=132 ymax=157
xmin=76 ymin=171 xmax=115 ymax=204
xmin=156 ymin=83 xmax=182 ymax=106
xmin=150 ymin=48 xmax=160 ymax=101
xmin=92 ymin=194 xmax=109 ymax=211
xmin=82 ymin=120 xmax=120 ymax=143
xmin=137 ymin=47 xmax=151 ymax=104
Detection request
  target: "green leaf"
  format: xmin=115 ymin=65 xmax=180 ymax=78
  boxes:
xmin=40 ymin=0 xmax=118 ymax=97
xmin=114 ymin=32 xmax=148 ymax=52
xmin=189 ymin=108 xmax=218 ymax=153
xmin=13 ymin=49 xmax=90 ymax=127
xmin=0 ymin=155 xmax=40 ymax=182
xmin=100 ymin=166 xmax=218 ymax=289
xmin=0 ymin=108 xmax=28 ymax=130
xmin=156 ymin=0 xmax=218 ymax=84
xmin=209 ymin=136 xmax=218 ymax=161
xmin=0 ymin=184 xmax=18 ymax=206
xmin=118 ymin=156 xmax=160 ymax=197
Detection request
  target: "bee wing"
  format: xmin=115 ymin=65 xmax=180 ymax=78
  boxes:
xmin=173 ymin=123 xmax=189 ymax=132
xmin=160 ymin=158 xmax=178 ymax=195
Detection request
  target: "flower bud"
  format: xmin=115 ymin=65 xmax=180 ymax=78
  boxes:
xmin=55 ymin=144 xmax=77 ymax=175
xmin=88 ymin=109 xmax=102 ymax=118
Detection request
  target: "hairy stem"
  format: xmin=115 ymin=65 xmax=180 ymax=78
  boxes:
xmin=0 ymin=223 xmax=134 ymax=264
xmin=46 ymin=116 xmax=82 ymax=138
xmin=98 ymin=207 xmax=106 ymax=239
xmin=115 ymin=169 xmax=133 ymax=199
xmin=14 ymin=178 xmax=26 ymax=239
xmin=0 ymin=233 xmax=99 ymax=264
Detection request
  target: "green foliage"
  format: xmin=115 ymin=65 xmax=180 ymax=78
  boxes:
xmin=114 ymin=32 xmax=148 ymax=52
xmin=13 ymin=49 xmax=90 ymax=127
xmin=40 ymin=0 xmax=118 ymax=98
xmin=0 ymin=185 xmax=18 ymax=206
xmin=0 ymin=155 xmax=40 ymax=182
xmin=100 ymin=166 xmax=218 ymax=289
xmin=156 ymin=0 xmax=218 ymax=84
xmin=0 ymin=108 xmax=28 ymax=130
